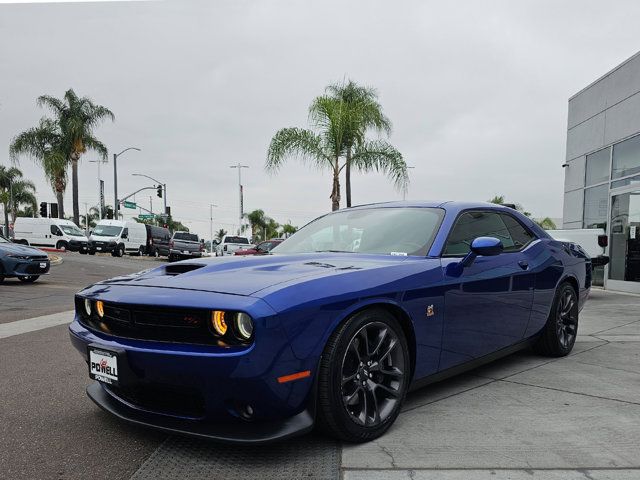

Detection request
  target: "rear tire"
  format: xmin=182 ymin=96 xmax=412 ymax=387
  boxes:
xmin=533 ymin=282 xmax=579 ymax=357
xmin=88 ymin=250 xmax=96 ymax=256
xmin=316 ymin=308 xmax=410 ymax=443
xmin=18 ymin=275 xmax=39 ymax=283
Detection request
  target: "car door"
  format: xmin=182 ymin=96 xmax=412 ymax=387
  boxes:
xmin=439 ymin=210 xmax=536 ymax=370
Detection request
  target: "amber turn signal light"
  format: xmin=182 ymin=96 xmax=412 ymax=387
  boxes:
xmin=96 ymin=300 xmax=105 ymax=318
xmin=211 ymin=310 xmax=227 ymax=336
xmin=277 ymin=370 xmax=311 ymax=384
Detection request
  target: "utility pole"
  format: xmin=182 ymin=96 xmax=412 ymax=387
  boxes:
xmin=89 ymin=158 xmax=108 ymax=219
xmin=230 ymin=164 xmax=249 ymax=235
xmin=149 ymin=196 xmax=153 ymax=215
xmin=209 ymin=203 xmax=218 ymax=254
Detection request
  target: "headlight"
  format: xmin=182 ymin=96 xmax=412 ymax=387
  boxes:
xmin=7 ymin=254 xmax=30 ymax=259
xmin=211 ymin=310 xmax=228 ymax=336
xmin=84 ymin=299 xmax=92 ymax=316
xmin=234 ymin=313 xmax=254 ymax=340
xmin=95 ymin=300 xmax=105 ymax=318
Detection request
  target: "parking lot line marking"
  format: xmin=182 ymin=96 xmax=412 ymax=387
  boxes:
xmin=0 ymin=310 xmax=73 ymax=339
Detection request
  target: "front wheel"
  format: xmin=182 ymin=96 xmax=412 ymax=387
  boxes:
xmin=56 ymin=241 xmax=68 ymax=251
xmin=534 ymin=282 xmax=579 ymax=357
xmin=316 ymin=308 xmax=410 ymax=443
xmin=18 ymin=275 xmax=39 ymax=283
xmin=112 ymin=245 xmax=125 ymax=257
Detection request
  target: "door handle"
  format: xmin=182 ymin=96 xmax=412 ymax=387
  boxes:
xmin=518 ymin=260 xmax=529 ymax=270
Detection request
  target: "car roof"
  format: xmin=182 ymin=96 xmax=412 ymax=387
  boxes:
xmin=347 ymin=200 xmax=520 ymax=215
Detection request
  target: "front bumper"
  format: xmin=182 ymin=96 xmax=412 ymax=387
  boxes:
xmin=0 ymin=257 xmax=50 ymax=277
xmin=68 ymin=287 xmax=318 ymax=443
xmin=69 ymin=239 xmax=89 ymax=252
xmin=169 ymin=249 xmax=202 ymax=258
xmin=89 ymin=241 xmax=117 ymax=253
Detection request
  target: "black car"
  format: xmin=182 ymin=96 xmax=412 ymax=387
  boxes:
xmin=0 ymin=234 xmax=50 ymax=283
xmin=144 ymin=225 xmax=171 ymax=257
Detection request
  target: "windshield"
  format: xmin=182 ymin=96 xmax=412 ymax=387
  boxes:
xmin=174 ymin=232 xmax=198 ymax=242
xmin=272 ymin=207 xmax=444 ymax=256
xmin=225 ymin=236 xmax=249 ymax=244
xmin=92 ymin=225 xmax=122 ymax=237
xmin=60 ymin=225 xmax=85 ymax=236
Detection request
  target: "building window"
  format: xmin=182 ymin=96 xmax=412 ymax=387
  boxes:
xmin=583 ymin=184 xmax=608 ymax=229
xmin=612 ymin=134 xmax=640 ymax=179
xmin=585 ymin=147 xmax=610 ymax=185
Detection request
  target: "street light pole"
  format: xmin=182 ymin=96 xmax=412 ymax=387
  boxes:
xmin=230 ymin=164 xmax=249 ymax=235
xmin=113 ymin=147 xmax=141 ymax=220
xmin=89 ymin=158 xmax=108 ymax=219
xmin=210 ymin=203 xmax=218 ymax=254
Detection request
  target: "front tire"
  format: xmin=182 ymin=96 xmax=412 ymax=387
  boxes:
xmin=534 ymin=282 xmax=579 ymax=357
xmin=56 ymin=241 xmax=68 ymax=251
xmin=18 ymin=275 xmax=39 ymax=283
xmin=316 ymin=308 xmax=410 ymax=443
xmin=111 ymin=244 xmax=125 ymax=258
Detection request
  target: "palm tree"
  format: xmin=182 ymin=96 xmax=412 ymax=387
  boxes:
xmin=264 ymin=217 xmax=280 ymax=241
xmin=0 ymin=166 xmax=37 ymax=236
xmin=215 ymin=228 xmax=227 ymax=242
xmin=35 ymin=89 xmax=114 ymax=225
xmin=321 ymin=80 xmax=393 ymax=207
xmin=244 ymin=209 xmax=267 ymax=240
xmin=267 ymin=85 xmax=407 ymax=211
xmin=10 ymin=118 xmax=68 ymax=217
xmin=281 ymin=223 xmax=298 ymax=237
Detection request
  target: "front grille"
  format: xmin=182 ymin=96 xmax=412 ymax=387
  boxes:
xmin=105 ymin=383 xmax=205 ymax=418
xmin=25 ymin=263 xmax=49 ymax=274
xmin=76 ymin=298 xmax=214 ymax=345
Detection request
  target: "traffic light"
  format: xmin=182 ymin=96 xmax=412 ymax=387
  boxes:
xmin=157 ymin=185 xmax=163 ymax=198
xmin=50 ymin=203 xmax=59 ymax=219
xmin=39 ymin=202 xmax=47 ymax=218
xmin=165 ymin=206 xmax=171 ymax=216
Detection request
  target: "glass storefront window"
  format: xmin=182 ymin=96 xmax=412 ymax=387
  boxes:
xmin=609 ymin=191 xmax=640 ymax=282
xmin=611 ymin=173 xmax=640 ymax=189
xmin=612 ymin=135 xmax=640 ymax=179
xmin=585 ymin=147 xmax=610 ymax=185
xmin=583 ymin=184 xmax=608 ymax=229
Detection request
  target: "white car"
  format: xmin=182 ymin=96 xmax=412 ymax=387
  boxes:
xmin=89 ymin=220 xmax=147 ymax=257
xmin=215 ymin=235 xmax=253 ymax=256
xmin=13 ymin=217 xmax=89 ymax=252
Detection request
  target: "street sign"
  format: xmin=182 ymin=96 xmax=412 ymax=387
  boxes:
xmin=138 ymin=214 xmax=155 ymax=220
xmin=123 ymin=201 xmax=136 ymax=209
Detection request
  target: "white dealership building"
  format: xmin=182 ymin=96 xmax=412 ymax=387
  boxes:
xmin=563 ymin=51 xmax=640 ymax=293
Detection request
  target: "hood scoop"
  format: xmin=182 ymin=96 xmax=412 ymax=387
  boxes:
xmin=163 ymin=263 xmax=206 ymax=276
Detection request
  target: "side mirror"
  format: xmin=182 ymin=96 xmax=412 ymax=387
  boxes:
xmin=461 ymin=236 xmax=503 ymax=267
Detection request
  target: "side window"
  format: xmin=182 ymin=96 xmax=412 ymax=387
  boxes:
xmin=50 ymin=225 xmax=62 ymax=236
xmin=500 ymin=214 xmax=536 ymax=251
xmin=122 ymin=228 xmax=128 ymax=238
xmin=444 ymin=211 xmax=515 ymax=256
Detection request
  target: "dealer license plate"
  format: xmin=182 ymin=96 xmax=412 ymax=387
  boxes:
xmin=96 ymin=247 xmax=102 ymax=251
xmin=183 ymin=250 xmax=189 ymax=254
xmin=88 ymin=347 xmax=119 ymax=385
xmin=39 ymin=262 xmax=47 ymax=269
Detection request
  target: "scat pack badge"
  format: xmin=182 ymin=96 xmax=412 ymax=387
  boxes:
xmin=426 ymin=305 xmax=435 ymax=317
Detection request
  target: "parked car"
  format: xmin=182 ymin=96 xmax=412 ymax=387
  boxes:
xmin=0 ymin=233 xmax=50 ymax=283
xmin=169 ymin=231 xmax=203 ymax=261
xmin=234 ymin=239 xmax=283 ymax=256
xmin=547 ymin=228 xmax=609 ymax=266
xmin=145 ymin=224 xmax=171 ymax=257
xmin=71 ymin=201 xmax=590 ymax=444
xmin=13 ymin=217 xmax=89 ymax=252
xmin=88 ymin=220 xmax=147 ymax=257
xmin=215 ymin=235 xmax=252 ymax=256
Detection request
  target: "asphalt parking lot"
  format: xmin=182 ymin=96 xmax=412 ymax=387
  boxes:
xmin=1 ymin=254 xmax=639 ymax=480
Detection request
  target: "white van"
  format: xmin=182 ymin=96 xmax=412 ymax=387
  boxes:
xmin=89 ymin=219 xmax=147 ymax=257
xmin=13 ymin=217 xmax=89 ymax=252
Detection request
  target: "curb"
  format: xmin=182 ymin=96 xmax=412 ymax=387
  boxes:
xmin=38 ymin=247 xmax=65 ymax=253
xmin=47 ymin=254 xmax=63 ymax=265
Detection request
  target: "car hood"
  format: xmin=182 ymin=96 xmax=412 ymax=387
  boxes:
xmin=98 ymin=253 xmax=417 ymax=296
xmin=0 ymin=242 xmax=47 ymax=257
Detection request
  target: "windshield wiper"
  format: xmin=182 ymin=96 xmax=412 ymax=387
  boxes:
xmin=315 ymin=250 xmax=353 ymax=253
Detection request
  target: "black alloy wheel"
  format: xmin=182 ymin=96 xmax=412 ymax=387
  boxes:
xmin=317 ymin=308 xmax=410 ymax=442
xmin=534 ymin=282 xmax=579 ymax=356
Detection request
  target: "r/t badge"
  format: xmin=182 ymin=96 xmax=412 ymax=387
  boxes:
xmin=426 ymin=305 xmax=435 ymax=317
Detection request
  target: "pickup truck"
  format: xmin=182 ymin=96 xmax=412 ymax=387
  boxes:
xmin=547 ymin=228 xmax=609 ymax=267
xmin=168 ymin=231 xmax=203 ymax=261
xmin=215 ymin=235 xmax=253 ymax=256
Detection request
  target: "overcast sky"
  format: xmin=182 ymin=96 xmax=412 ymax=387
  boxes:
xmin=2 ymin=0 xmax=640 ymax=238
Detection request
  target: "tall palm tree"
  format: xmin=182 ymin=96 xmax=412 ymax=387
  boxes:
xmin=0 ymin=166 xmax=37 ymax=236
xmin=267 ymin=86 xmax=407 ymax=211
xmin=264 ymin=218 xmax=280 ymax=241
xmin=281 ymin=223 xmax=298 ymax=237
xmin=10 ymin=118 xmax=68 ymax=217
xmin=321 ymin=80 xmax=392 ymax=207
xmin=215 ymin=228 xmax=227 ymax=242
xmin=35 ymin=89 xmax=114 ymax=225
xmin=244 ymin=209 xmax=267 ymax=240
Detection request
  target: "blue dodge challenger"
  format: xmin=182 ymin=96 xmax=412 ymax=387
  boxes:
xmin=70 ymin=201 xmax=590 ymax=443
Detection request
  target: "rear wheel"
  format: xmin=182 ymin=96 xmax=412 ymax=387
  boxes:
xmin=88 ymin=250 xmax=96 ymax=255
xmin=534 ymin=282 xmax=579 ymax=357
xmin=138 ymin=246 xmax=145 ymax=256
xmin=316 ymin=308 xmax=410 ymax=442
xmin=18 ymin=275 xmax=39 ymax=283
